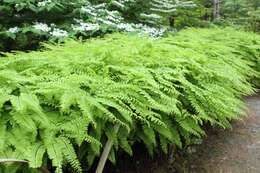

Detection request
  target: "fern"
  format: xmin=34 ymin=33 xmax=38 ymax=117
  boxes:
xmin=0 ymin=27 xmax=259 ymax=172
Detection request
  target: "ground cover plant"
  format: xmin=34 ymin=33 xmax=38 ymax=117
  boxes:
xmin=0 ymin=27 xmax=259 ymax=173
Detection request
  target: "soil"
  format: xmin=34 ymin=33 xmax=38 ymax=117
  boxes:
xmin=105 ymin=94 xmax=260 ymax=173
xmin=188 ymin=94 xmax=260 ymax=173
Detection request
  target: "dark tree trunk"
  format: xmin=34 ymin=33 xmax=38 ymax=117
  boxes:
xmin=169 ymin=16 xmax=175 ymax=27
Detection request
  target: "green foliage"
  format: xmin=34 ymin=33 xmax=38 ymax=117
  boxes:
xmin=125 ymin=0 xmax=196 ymax=25
xmin=1 ymin=0 xmax=190 ymax=52
xmin=0 ymin=0 xmax=204 ymax=52
xmin=0 ymin=0 xmax=158 ymax=51
xmin=0 ymin=28 xmax=259 ymax=172
xmin=221 ymin=0 xmax=260 ymax=32
xmin=0 ymin=0 xmax=259 ymax=52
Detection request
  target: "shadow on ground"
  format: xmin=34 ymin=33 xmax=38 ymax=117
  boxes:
xmin=189 ymin=95 xmax=260 ymax=173
xmin=105 ymin=95 xmax=260 ymax=173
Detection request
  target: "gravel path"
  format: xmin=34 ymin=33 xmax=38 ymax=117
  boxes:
xmin=189 ymin=95 xmax=260 ymax=173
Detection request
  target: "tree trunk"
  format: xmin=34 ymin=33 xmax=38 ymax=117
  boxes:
xmin=213 ymin=0 xmax=220 ymax=20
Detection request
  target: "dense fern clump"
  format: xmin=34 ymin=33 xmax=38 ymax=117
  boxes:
xmin=0 ymin=28 xmax=259 ymax=173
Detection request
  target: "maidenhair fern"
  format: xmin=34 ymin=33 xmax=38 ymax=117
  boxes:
xmin=0 ymin=27 xmax=259 ymax=173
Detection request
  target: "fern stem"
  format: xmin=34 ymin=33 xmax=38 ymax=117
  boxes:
xmin=0 ymin=159 xmax=28 ymax=163
xmin=39 ymin=167 xmax=52 ymax=173
xmin=95 ymin=124 xmax=120 ymax=173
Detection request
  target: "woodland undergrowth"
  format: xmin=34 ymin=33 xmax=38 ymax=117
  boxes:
xmin=0 ymin=27 xmax=259 ymax=173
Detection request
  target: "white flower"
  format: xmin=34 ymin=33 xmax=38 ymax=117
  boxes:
xmin=98 ymin=18 xmax=115 ymax=26
xmin=72 ymin=22 xmax=100 ymax=32
xmin=33 ymin=22 xmax=51 ymax=32
xmin=106 ymin=10 xmax=121 ymax=17
xmin=50 ymin=28 xmax=68 ymax=37
xmin=74 ymin=18 xmax=83 ymax=23
xmin=94 ymin=3 xmax=106 ymax=8
xmin=50 ymin=23 xmax=56 ymax=27
xmin=15 ymin=4 xmax=20 ymax=9
xmin=38 ymin=0 xmax=52 ymax=7
xmin=117 ymin=23 xmax=136 ymax=32
xmin=115 ymin=22 xmax=165 ymax=37
xmin=140 ymin=13 xmax=162 ymax=20
xmin=81 ymin=6 xmax=97 ymax=16
xmin=111 ymin=1 xmax=125 ymax=9
xmin=81 ymin=7 xmax=91 ymax=13
xmin=139 ymin=26 xmax=166 ymax=37
xmin=118 ymin=0 xmax=135 ymax=3
xmin=8 ymin=27 xmax=20 ymax=33
xmin=106 ymin=15 xmax=121 ymax=23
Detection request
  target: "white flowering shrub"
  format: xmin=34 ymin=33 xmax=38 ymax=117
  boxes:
xmin=0 ymin=0 xmax=196 ymax=51
xmin=33 ymin=23 xmax=52 ymax=32
xmin=8 ymin=27 xmax=20 ymax=34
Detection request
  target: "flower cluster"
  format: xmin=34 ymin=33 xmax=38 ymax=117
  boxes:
xmin=8 ymin=27 xmax=20 ymax=33
xmin=139 ymin=25 xmax=166 ymax=37
xmin=140 ymin=13 xmax=162 ymax=20
xmin=111 ymin=0 xmax=135 ymax=9
xmin=38 ymin=0 xmax=52 ymax=7
xmin=33 ymin=22 xmax=51 ymax=32
xmin=72 ymin=20 xmax=100 ymax=32
xmin=5 ymin=0 xmax=167 ymax=46
xmin=116 ymin=23 xmax=135 ymax=32
xmin=79 ymin=2 xmax=166 ymax=37
xmin=81 ymin=6 xmax=97 ymax=16
xmin=81 ymin=3 xmax=123 ymax=27
xmin=115 ymin=23 xmax=166 ymax=37
xmin=50 ymin=28 xmax=68 ymax=37
xmin=32 ymin=22 xmax=68 ymax=37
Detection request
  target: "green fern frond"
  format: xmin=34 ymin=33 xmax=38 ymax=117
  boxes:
xmin=0 ymin=27 xmax=259 ymax=172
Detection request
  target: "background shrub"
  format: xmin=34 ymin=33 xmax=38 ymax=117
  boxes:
xmin=2 ymin=0 xmax=258 ymax=52
xmin=0 ymin=0 xmax=196 ymax=52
